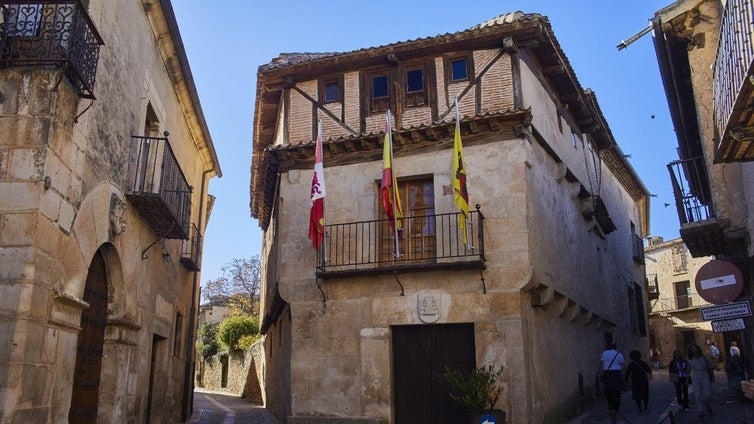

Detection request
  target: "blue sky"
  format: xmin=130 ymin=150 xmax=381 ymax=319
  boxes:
xmin=172 ymin=1 xmax=681 ymax=285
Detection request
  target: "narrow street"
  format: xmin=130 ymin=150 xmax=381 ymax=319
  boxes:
xmin=190 ymin=389 xmax=280 ymax=424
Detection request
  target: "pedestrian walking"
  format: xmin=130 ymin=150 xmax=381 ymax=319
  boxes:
xmin=650 ymin=347 xmax=660 ymax=370
xmin=710 ymin=341 xmax=720 ymax=369
xmin=726 ymin=347 xmax=746 ymax=400
xmin=625 ymin=350 xmax=651 ymax=413
xmin=688 ymin=343 xmax=714 ymax=418
xmin=599 ymin=342 xmax=626 ymax=424
xmin=668 ymin=349 xmax=690 ymax=411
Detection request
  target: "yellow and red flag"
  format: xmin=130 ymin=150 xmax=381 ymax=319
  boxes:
xmin=451 ymin=100 xmax=469 ymax=245
xmin=308 ymin=122 xmax=326 ymax=249
xmin=381 ymin=113 xmax=403 ymax=238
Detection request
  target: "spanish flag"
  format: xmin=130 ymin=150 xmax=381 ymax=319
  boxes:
xmin=308 ymin=121 xmax=326 ymax=249
xmin=381 ymin=112 xmax=403 ymax=238
xmin=451 ymin=100 xmax=469 ymax=245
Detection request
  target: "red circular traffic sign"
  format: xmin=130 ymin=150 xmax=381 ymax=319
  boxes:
xmin=695 ymin=260 xmax=744 ymax=305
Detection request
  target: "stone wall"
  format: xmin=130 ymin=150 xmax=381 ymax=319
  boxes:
xmin=196 ymin=340 xmax=264 ymax=403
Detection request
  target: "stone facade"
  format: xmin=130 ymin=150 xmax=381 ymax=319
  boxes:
xmin=195 ymin=341 xmax=264 ymax=404
xmin=651 ymin=0 xmax=754 ymax=370
xmin=644 ymin=237 xmax=717 ymax=367
xmin=251 ymin=12 xmax=650 ymax=424
xmin=0 ymin=1 xmax=220 ymax=422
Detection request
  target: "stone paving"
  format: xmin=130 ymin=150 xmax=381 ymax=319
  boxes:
xmin=190 ymin=389 xmax=280 ymax=424
xmin=569 ymin=369 xmax=754 ymax=424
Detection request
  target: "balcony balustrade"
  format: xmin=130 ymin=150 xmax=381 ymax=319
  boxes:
xmin=713 ymin=0 xmax=754 ymax=162
xmin=667 ymin=157 xmax=724 ymax=257
xmin=0 ymin=1 xmax=104 ymax=98
xmin=126 ymin=135 xmax=191 ymax=240
xmin=646 ymin=274 xmax=659 ymax=300
xmin=180 ymin=223 xmax=202 ymax=271
xmin=316 ymin=207 xmax=484 ymax=278
xmin=650 ymin=293 xmax=711 ymax=314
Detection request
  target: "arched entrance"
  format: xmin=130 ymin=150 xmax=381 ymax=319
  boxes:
xmin=68 ymin=249 xmax=108 ymax=423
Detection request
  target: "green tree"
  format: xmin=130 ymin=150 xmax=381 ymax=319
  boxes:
xmin=217 ymin=315 xmax=260 ymax=352
xmin=196 ymin=322 xmax=220 ymax=360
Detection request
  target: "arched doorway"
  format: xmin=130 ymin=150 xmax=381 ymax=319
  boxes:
xmin=68 ymin=249 xmax=108 ymax=423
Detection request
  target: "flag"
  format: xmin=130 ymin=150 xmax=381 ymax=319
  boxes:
xmin=381 ymin=114 xmax=403 ymax=238
xmin=308 ymin=123 xmax=325 ymax=249
xmin=451 ymin=103 xmax=469 ymax=245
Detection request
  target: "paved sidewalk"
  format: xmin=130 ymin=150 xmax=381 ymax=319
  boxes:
xmin=569 ymin=370 xmax=754 ymax=423
xmin=190 ymin=388 xmax=281 ymax=424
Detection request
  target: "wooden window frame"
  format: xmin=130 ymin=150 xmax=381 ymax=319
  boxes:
xmin=378 ymin=176 xmax=436 ymax=262
xmin=404 ymin=63 xmax=428 ymax=108
xmin=444 ymin=54 xmax=473 ymax=85
xmin=367 ymin=69 xmax=392 ymax=114
xmin=319 ymin=76 xmax=343 ymax=104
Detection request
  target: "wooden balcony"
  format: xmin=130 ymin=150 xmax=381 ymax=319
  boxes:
xmin=631 ymin=233 xmax=645 ymax=265
xmin=316 ymin=207 xmax=484 ymax=278
xmin=0 ymin=1 xmax=104 ymax=99
xmin=713 ymin=0 xmax=754 ymax=162
xmin=667 ymin=157 xmax=724 ymax=257
xmin=180 ymin=223 xmax=202 ymax=271
xmin=126 ymin=135 xmax=191 ymax=240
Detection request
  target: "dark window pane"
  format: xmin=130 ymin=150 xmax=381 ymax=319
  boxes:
xmin=372 ymin=75 xmax=389 ymax=98
xmin=451 ymin=59 xmax=468 ymax=81
xmin=406 ymin=69 xmax=423 ymax=93
xmin=324 ymin=81 xmax=339 ymax=103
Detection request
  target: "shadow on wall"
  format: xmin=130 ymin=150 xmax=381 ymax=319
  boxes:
xmin=196 ymin=340 xmax=263 ymax=403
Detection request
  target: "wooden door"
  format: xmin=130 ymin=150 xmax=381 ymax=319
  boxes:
xmin=393 ymin=323 xmax=475 ymax=424
xmin=69 ymin=250 xmax=108 ymax=423
xmin=380 ymin=179 xmax=436 ymax=262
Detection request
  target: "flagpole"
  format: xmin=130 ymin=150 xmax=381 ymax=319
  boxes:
xmin=454 ymin=98 xmax=469 ymax=250
xmin=387 ymin=110 xmax=401 ymax=259
xmin=318 ymin=118 xmax=329 ymax=263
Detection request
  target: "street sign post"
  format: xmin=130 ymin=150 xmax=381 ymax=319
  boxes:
xmin=700 ymin=301 xmax=751 ymax=321
xmin=711 ymin=318 xmax=746 ymax=333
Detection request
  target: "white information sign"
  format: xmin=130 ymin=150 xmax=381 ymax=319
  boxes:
xmin=711 ymin=318 xmax=746 ymax=333
xmin=700 ymin=274 xmax=737 ymax=290
xmin=700 ymin=301 xmax=752 ymax=321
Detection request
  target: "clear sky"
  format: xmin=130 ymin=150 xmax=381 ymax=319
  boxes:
xmin=172 ymin=0 xmax=681 ymax=285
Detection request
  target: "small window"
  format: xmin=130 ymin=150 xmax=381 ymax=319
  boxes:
xmin=174 ymin=312 xmax=183 ymax=356
xmin=571 ymin=130 xmax=580 ymax=148
xmin=372 ymin=75 xmax=389 ymax=99
xmin=450 ymin=58 xmax=468 ymax=81
xmin=406 ymin=69 xmax=423 ymax=93
xmin=369 ymin=72 xmax=391 ymax=113
xmin=320 ymin=78 xmax=342 ymax=104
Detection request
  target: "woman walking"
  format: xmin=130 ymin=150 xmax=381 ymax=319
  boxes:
xmin=599 ymin=342 xmax=626 ymax=424
xmin=668 ymin=349 xmax=690 ymax=411
xmin=687 ymin=343 xmax=713 ymax=418
xmin=625 ymin=350 xmax=652 ymax=412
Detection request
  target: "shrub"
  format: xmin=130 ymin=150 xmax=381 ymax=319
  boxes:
xmin=217 ymin=315 xmax=259 ymax=352
xmin=445 ymin=364 xmax=504 ymax=412
xmin=196 ymin=322 xmax=220 ymax=360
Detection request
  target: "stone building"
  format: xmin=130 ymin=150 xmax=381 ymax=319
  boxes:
xmin=644 ymin=237 xmax=717 ymax=367
xmin=0 ymin=1 xmax=220 ymax=422
xmin=251 ymin=12 xmax=650 ymax=423
xmin=649 ymin=0 xmax=754 ymax=365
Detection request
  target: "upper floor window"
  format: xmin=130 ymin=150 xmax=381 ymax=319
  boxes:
xmin=379 ymin=178 xmax=435 ymax=262
xmin=320 ymin=78 xmax=342 ymax=104
xmin=450 ymin=58 xmax=468 ymax=81
xmin=405 ymin=65 xmax=427 ymax=107
xmin=369 ymin=72 xmax=390 ymax=113
xmin=570 ymin=130 xmax=580 ymax=148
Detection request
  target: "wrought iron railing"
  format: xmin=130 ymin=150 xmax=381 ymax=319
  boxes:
xmin=316 ymin=207 xmax=484 ymax=275
xmin=0 ymin=1 xmax=104 ymax=98
xmin=631 ymin=233 xmax=644 ymax=264
xmin=650 ymin=293 xmax=711 ymax=313
xmin=712 ymin=0 xmax=754 ymax=146
xmin=180 ymin=223 xmax=202 ymax=271
xmin=126 ymin=135 xmax=191 ymax=240
xmin=646 ymin=274 xmax=659 ymax=300
xmin=667 ymin=157 xmax=714 ymax=225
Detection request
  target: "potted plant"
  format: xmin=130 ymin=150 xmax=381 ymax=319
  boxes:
xmin=445 ymin=364 xmax=506 ymax=424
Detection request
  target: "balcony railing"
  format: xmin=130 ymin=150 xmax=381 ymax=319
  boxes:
xmin=646 ymin=274 xmax=659 ymax=300
xmin=0 ymin=1 xmax=104 ymax=98
xmin=126 ymin=135 xmax=191 ymax=240
xmin=180 ymin=223 xmax=202 ymax=271
xmin=316 ymin=207 xmax=484 ymax=277
xmin=631 ymin=233 xmax=644 ymax=265
xmin=713 ymin=0 xmax=754 ymax=162
xmin=650 ymin=293 xmax=711 ymax=314
xmin=667 ymin=157 xmax=724 ymax=257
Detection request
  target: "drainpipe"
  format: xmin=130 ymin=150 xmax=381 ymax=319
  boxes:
xmin=181 ymin=167 xmax=214 ymax=422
